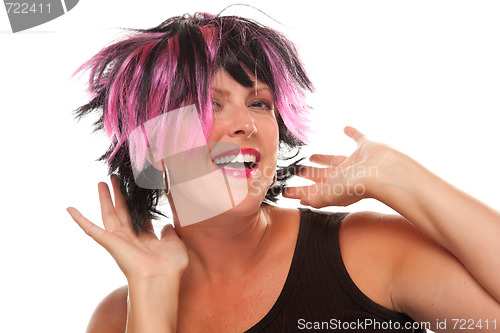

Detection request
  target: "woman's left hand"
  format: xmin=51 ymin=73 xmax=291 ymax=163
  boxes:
xmin=286 ymin=126 xmax=500 ymax=311
xmin=283 ymin=126 xmax=395 ymax=208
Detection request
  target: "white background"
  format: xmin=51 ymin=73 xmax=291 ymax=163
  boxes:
xmin=1 ymin=1 xmax=499 ymax=332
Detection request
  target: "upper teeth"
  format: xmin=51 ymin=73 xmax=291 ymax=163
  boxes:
xmin=213 ymin=153 xmax=257 ymax=165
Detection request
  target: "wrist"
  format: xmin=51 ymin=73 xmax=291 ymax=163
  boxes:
xmin=127 ymin=268 xmax=184 ymax=292
xmin=126 ymin=274 xmax=182 ymax=333
xmin=125 ymin=256 xmax=187 ymax=283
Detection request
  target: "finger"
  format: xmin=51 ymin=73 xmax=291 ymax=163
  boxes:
xmin=344 ymin=126 xmax=367 ymax=145
xmin=67 ymin=207 xmax=109 ymax=246
xmin=310 ymin=154 xmax=348 ymax=167
xmin=110 ymin=175 xmax=131 ymax=225
xmin=295 ymin=165 xmax=329 ymax=182
xmin=98 ymin=182 xmax=120 ymax=230
xmin=283 ymin=184 xmax=327 ymax=208
xmin=282 ymin=185 xmax=303 ymax=200
xmin=68 ymin=207 xmax=136 ymax=263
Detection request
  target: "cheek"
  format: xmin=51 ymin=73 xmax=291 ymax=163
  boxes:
xmin=205 ymin=119 xmax=223 ymax=143
xmin=258 ymin=119 xmax=280 ymax=176
xmin=264 ymin=119 xmax=280 ymax=150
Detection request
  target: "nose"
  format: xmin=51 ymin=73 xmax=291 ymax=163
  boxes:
xmin=227 ymin=106 xmax=257 ymax=138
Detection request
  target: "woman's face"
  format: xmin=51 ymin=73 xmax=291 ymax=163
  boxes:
xmin=153 ymin=68 xmax=280 ymax=226
xmin=206 ymin=68 xmax=279 ymax=215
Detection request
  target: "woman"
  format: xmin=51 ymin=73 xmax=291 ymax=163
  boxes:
xmin=68 ymin=12 xmax=500 ymax=332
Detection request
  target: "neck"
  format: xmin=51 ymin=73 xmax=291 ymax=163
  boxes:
xmin=174 ymin=204 xmax=275 ymax=282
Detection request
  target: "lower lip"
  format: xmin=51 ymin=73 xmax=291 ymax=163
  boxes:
xmin=214 ymin=164 xmax=259 ymax=178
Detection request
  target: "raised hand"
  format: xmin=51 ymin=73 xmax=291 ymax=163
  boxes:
xmin=67 ymin=175 xmax=188 ymax=282
xmin=283 ymin=126 xmax=395 ymax=208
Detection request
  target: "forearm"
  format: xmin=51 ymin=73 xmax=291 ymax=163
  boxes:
xmin=371 ymin=151 xmax=500 ymax=302
xmin=126 ymin=274 xmax=182 ymax=333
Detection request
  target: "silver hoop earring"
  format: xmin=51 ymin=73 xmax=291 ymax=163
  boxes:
xmin=162 ymin=159 xmax=171 ymax=196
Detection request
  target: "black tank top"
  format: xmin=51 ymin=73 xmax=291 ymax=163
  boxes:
xmin=245 ymin=208 xmax=425 ymax=332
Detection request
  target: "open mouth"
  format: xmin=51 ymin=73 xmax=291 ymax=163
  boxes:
xmin=212 ymin=148 xmax=260 ymax=177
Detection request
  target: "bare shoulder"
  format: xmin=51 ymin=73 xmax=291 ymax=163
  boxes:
xmin=86 ymin=285 xmax=128 ymax=333
xmin=338 ymin=211 xmax=500 ymax=322
xmin=340 ymin=210 xmax=434 ymax=257
xmin=338 ymin=211 xmax=439 ymax=311
xmin=340 ymin=211 xmax=432 ymax=249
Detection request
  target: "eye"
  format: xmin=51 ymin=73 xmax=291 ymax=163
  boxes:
xmin=249 ymin=100 xmax=273 ymax=111
xmin=211 ymin=100 xmax=222 ymax=112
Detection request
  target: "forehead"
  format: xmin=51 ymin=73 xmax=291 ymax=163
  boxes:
xmin=210 ymin=68 xmax=272 ymax=92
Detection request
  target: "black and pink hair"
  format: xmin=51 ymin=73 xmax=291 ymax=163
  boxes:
xmin=75 ymin=12 xmax=313 ymax=233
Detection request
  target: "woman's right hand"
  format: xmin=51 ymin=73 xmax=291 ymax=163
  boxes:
xmin=68 ymin=175 xmax=187 ymax=332
xmin=67 ymin=175 xmax=188 ymax=283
